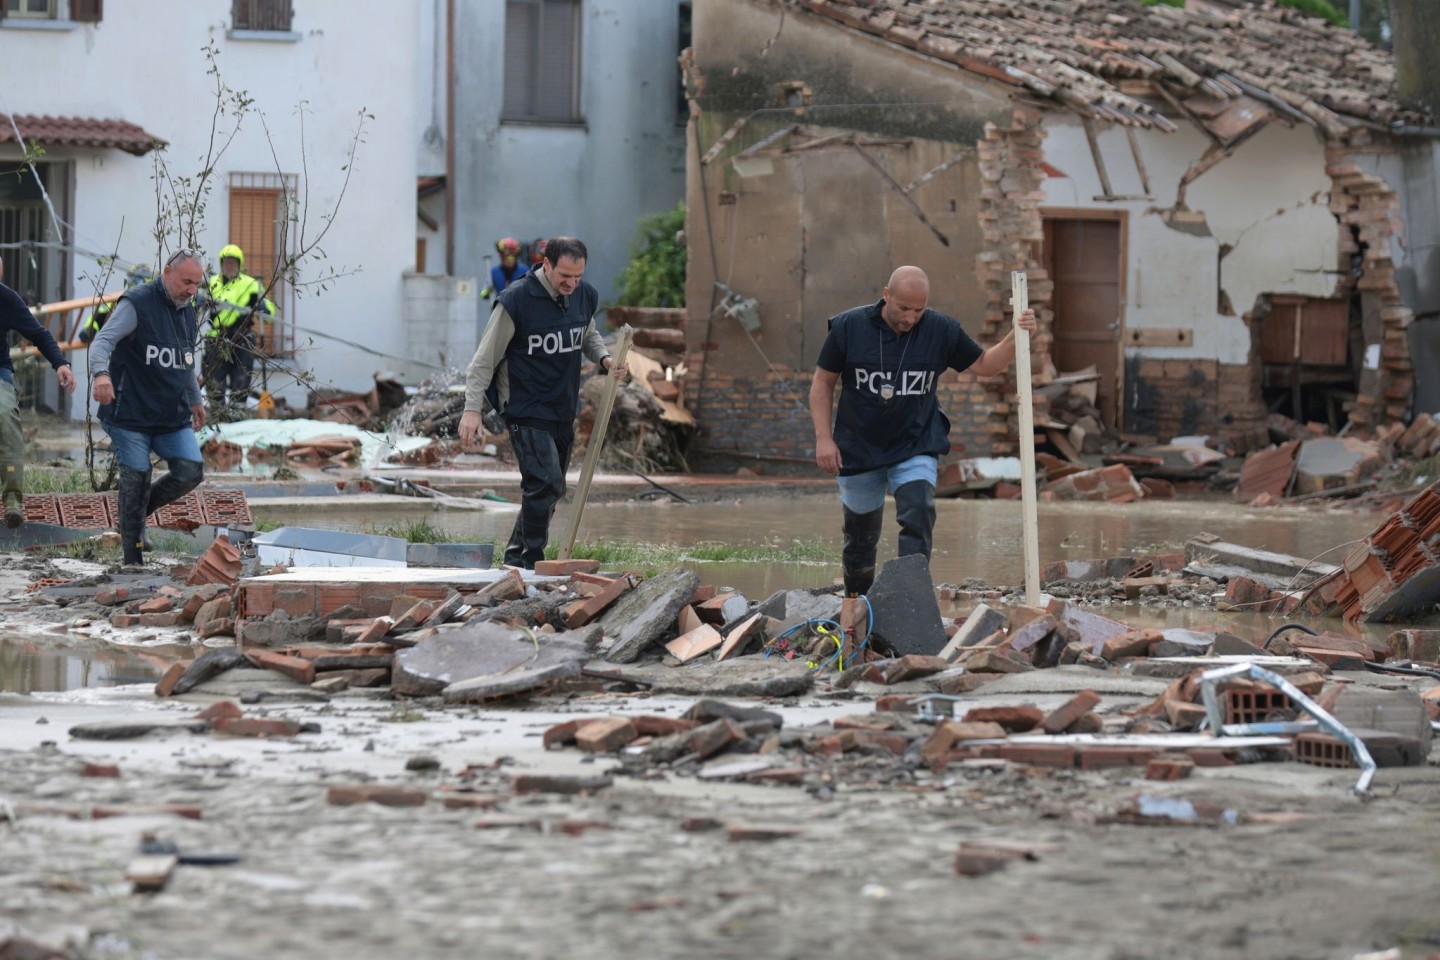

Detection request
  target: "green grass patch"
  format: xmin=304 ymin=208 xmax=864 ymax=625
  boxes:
xmin=23 ymin=466 xmax=99 ymax=494
xmin=552 ymin=538 xmax=836 ymax=571
xmin=252 ymin=517 xmax=282 ymax=532
xmin=367 ymin=519 xmax=461 ymax=544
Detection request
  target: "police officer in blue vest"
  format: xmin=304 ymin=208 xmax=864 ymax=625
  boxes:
xmin=459 ymin=237 xmax=626 ymax=569
xmin=809 ymin=265 xmax=1037 ymax=596
xmin=89 ymin=250 xmax=207 ymax=566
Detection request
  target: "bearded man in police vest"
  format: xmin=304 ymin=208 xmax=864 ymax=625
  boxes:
xmin=201 ymin=243 xmax=274 ymax=419
xmin=459 ymin=236 xmax=626 ymax=569
xmin=809 ymin=265 xmax=1037 ymax=596
xmin=90 ymin=250 xmax=207 ymax=566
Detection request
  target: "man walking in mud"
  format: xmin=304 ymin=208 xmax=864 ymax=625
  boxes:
xmin=810 ymin=265 xmax=1037 ymax=595
xmin=458 ymin=237 xmax=626 ymax=569
xmin=89 ymin=249 xmax=207 ymax=566
xmin=0 ymin=257 xmax=76 ymax=527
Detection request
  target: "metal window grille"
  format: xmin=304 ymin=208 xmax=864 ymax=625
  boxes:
xmin=227 ymin=172 xmax=297 ymax=358
xmin=231 ymin=0 xmax=292 ymax=31
xmin=502 ymin=0 xmax=581 ymax=122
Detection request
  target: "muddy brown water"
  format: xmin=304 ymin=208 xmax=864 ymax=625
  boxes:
xmin=278 ymin=494 xmax=1380 ymax=595
xmin=0 ymin=495 xmax=1413 ymax=693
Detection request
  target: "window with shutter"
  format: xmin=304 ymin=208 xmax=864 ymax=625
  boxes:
xmin=228 ymin=172 xmax=298 ymax=358
xmin=232 ymin=0 xmax=292 ymax=32
xmin=502 ymin=0 xmax=581 ymax=123
xmin=71 ymin=0 xmax=102 ymax=23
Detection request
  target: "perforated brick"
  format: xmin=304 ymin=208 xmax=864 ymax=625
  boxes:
xmin=1293 ymin=732 xmax=1355 ymax=769
xmin=150 ymin=491 xmax=204 ymax=531
xmin=201 ymin=489 xmax=252 ymax=526
xmin=1223 ymin=688 xmax=1292 ymax=725
xmin=22 ymin=495 xmax=60 ymax=525
xmin=57 ymin=493 xmax=112 ymax=529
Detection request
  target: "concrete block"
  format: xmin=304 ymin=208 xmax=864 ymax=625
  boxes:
xmin=866 ymin=554 xmax=947 ymax=657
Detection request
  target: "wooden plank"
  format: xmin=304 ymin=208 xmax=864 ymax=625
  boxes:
xmin=1126 ymin=327 xmax=1192 ymax=347
xmin=557 ymin=327 xmax=633 ymax=560
xmin=1011 ymin=271 xmax=1042 ymax=606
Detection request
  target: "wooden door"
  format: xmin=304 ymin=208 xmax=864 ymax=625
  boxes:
xmin=1045 ymin=215 xmax=1124 ymax=426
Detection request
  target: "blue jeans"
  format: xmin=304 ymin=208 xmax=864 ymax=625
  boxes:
xmin=103 ymin=422 xmax=202 ymax=472
xmin=835 ymin=454 xmax=938 ymax=513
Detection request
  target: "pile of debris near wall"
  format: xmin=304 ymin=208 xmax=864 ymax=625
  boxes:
xmin=946 ymin=404 xmax=1440 ymax=507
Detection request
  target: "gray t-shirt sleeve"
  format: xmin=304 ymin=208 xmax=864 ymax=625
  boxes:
xmin=86 ymin=298 xmax=138 ymax=376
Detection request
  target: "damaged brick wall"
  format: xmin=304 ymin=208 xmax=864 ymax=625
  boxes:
xmin=1123 ymin=359 xmax=1257 ymax=440
xmin=976 ymin=106 xmax=1052 ymax=455
xmin=690 ymin=363 xmax=1002 ymax=470
xmin=1327 ymin=135 xmax=1414 ymax=427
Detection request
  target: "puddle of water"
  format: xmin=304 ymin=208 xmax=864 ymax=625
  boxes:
xmin=0 ymin=634 xmax=164 ymax=695
xmin=275 ymin=494 xmax=1380 ymax=591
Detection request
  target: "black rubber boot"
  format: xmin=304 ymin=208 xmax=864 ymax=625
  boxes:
xmin=147 ymin=459 xmax=204 ymax=515
xmin=503 ymin=421 xmax=573 ymax=568
xmin=894 ymin=480 xmax=937 ymax=560
xmin=841 ymin=505 xmax=885 ymax=596
xmin=117 ymin=466 xmax=152 ymax=566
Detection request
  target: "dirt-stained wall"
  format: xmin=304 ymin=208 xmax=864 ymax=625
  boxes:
xmin=687 ymin=0 xmax=1014 ymax=468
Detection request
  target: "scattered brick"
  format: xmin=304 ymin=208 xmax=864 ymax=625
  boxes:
xmin=963 ymin=705 xmax=1044 ymax=733
xmin=920 ymin=721 xmax=1007 ymax=764
xmin=881 ymin=654 xmax=951 ymax=684
xmin=81 ymin=763 xmax=120 ymax=778
xmin=195 ymin=701 xmax=243 ymax=724
xmin=631 ymin=715 xmax=697 ymax=737
xmin=326 ymin=785 xmax=428 ymax=807
xmin=1101 ymin=629 xmax=1162 ymax=661
xmin=244 ymin=649 xmax=316 ymax=685
xmin=511 ymin=774 xmax=613 ymax=795
xmin=565 ymin=574 xmax=635 ymax=628
xmin=1041 ymin=690 xmax=1102 ymax=734
xmin=91 ymin=804 xmax=202 ymax=820
xmin=554 ymin=820 xmax=612 ymax=836
xmin=533 ymin=559 xmax=600 ymax=576
xmin=137 ymin=596 xmax=175 ymax=614
xmin=1146 ymin=755 xmax=1196 ymax=780
xmin=575 ymin=717 xmax=638 ymax=753
xmin=213 ymin=717 xmax=304 ymax=738
xmin=440 ymin=793 xmax=503 ymax=810
xmin=682 ymin=816 xmax=725 ymax=832
xmin=153 ymin=662 xmax=186 ymax=698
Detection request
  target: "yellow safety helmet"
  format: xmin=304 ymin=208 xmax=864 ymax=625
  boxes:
xmin=218 ymin=243 xmax=245 ymax=267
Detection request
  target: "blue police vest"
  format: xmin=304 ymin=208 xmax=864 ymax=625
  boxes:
xmin=101 ymin=280 xmax=198 ymax=434
xmin=495 ymin=271 xmax=599 ymax=422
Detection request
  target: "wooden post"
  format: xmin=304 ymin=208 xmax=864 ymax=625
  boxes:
xmin=557 ymin=326 xmax=633 ymax=560
xmin=1010 ymin=271 xmax=1042 ymax=606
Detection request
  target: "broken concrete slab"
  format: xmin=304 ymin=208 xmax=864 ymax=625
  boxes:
xmin=1292 ymin=437 xmax=1383 ymax=496
xmin=169 ymin=647 xmax=248 ymax=695
xmin=756 ymin=588 xmax=842 ymax=630
xmin=597 ymin=569 xmax=701 ymax=663
xmin=69 ymin=719 xmax=211 ymax=740
xmin=867 ymin=554 xmax=947 ymax=657
xmin=442 ymin=632 xmax=594 ymax=704
xmin=607 ymin=660 xmax=815 ymax=698
xmin=1185 ymin=532 xmax=1338 ymax=585
xmin=394 ymin=620 xmax=593 ymax=698
xmin=939 ymin=603 xmax=1008 ymax=662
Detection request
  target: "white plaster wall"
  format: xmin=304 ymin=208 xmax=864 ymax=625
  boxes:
xmin=1040 ymin=115 xmax=1339 ymax=365
xmin=452 ymin=0 xmax=687 ymax=326
xmin=0 ymin=0 xmax=421 ymax=416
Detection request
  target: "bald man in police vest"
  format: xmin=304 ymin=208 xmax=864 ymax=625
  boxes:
xmin=90 ymin=250 xmax=207 ymax=566
xmin=810 ymin=265 xmax=1037 ymax=596
xmin=459 ymin=237 xmax=627 ymax=569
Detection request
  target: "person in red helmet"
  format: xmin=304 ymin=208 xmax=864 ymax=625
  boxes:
xmin=529 ymin=238 xmax=547 ymax=267
xmin=481 ymin=237 xmax=528 ymax=300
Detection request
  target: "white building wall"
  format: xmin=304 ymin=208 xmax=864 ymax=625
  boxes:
xmin=1040 ymin=115 xmax=1339 ymax=365
xmin=452 ymin=0 xmax=688 ymax=325
xmin=0 ymin=0 xmax=422 ymax=413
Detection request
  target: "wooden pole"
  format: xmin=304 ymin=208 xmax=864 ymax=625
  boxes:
xmin=557 ymin=326 xmax=633 ymax=560
xmin=1010 ymin=271 xmax=1042 ymax=606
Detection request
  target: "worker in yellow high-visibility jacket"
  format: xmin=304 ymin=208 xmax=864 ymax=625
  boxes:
xmin=200 ymin=244 xmax=275 ymax=420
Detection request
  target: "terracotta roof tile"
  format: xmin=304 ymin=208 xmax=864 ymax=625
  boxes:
xmin=0 ymin=114 xmax=165 ymax=156
xmin=791 ymin=0 xmax=1418 ymax=134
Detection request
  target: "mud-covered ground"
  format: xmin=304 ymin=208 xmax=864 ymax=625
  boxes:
xmin=3 ymin=653 xmax=1440 ymax=960
xmin=4 ymin=531 xmax=1440 ymax=960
